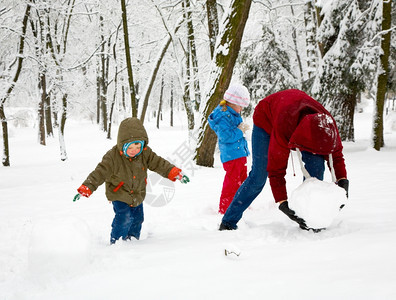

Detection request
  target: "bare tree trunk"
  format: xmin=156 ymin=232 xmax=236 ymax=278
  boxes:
xmin=122 ymin=85 xmax=126 ymax=111
xmin=40 ymin=72 xmax=53 ymax=138
xmin=303 ymin=1 xmax=319 ymax=81
xmin=38 ymin=73 xmax=46 ymax=145
xmin=170 ymin=78 xmax=174 ymax=127
xmin=59 ymin=94 xmax=68 ymax=161
xmin=373 ymin=0 xmax=392 ymax=150
xmin=183 ymin=51 xmax=195 ymax=130
xmin=107 ymin=96 xmax=116 ymax=139
xmin=96 ymin=58 xmax=101 ymax=124
xmin=98 ymin=15 xmax=110 ymax=132
xmin=334 ymin=93 xmax=356 ymax=141
xmin=195 ymin=0 xmax=252 ymax=167
xmin=0 ymin=106 xmax=10 ymax=166
xmin=51 ymin=90 xmax=58 ymax=127
xmin=30 ymin=17 xmax=46 ymax=145
xmin=206 ymin=0 xmax=219 ymax=59
xmin=121 ymin=0 xmax=138 ymax=117
xmin=182 ymin=24 xmax=195 ymax=130
xmin=107 ymin=25 xmax=121 ymax=140
xmin=157 ymin=77 xmax=164 ymax=129
xmin=107 ymin=81 xmax=116 ymax=140
xmin=30 ymin=16 xmax=54 ymax=138
xmin=135 ymin=82 xmax=140 ymax=109
xmin=0 ymin=3 xmax=31 ymax=166
xmin=100 ymin=82 xmax=108 ymax=132
xmin=44 ymin=80 xmax=53 ymax=137
xmin=99 ymin=15 xmax=106 ymax=130
xmin=289 ymin=2 xmax=304 ymax=87
xmin=314 ymin=2 xmax=324 ymax=58
xmin=184 ymin=0 xmax=201 ymax=111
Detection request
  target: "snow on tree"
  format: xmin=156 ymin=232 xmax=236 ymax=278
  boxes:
xmin=312 ymin=0 xmax=382 ymax=141
xmin=237 ymin=25 xmax=298 ymax=116
xmin=0 ymin=2 xmax=31 ymax=166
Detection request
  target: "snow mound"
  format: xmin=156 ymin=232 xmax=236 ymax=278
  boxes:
xmin=28 ymin=216 xmax=92 ymax=279
xmin=288 ymin=178 xmax=347 ymax=229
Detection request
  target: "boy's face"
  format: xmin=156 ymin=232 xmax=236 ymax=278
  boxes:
xmin=227 ymin=102 xmax=242 ymax=114
xmin=126 ymin=143 xmax=142 ymax=157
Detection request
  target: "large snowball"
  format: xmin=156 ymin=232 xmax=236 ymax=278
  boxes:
xmin=288 ymin=178 xmax=347 ymax=229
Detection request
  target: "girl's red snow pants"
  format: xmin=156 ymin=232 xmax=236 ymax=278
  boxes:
xmin=219 ymin=156 xmax=247 ymax=214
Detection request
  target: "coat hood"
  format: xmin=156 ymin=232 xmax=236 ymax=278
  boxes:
xmin=117 ymin=117 xmax=148 ymax=151
xmin=288 ymin=113 xmax=341 ymax=155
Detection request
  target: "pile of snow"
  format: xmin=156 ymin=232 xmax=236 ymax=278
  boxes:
xmin=28 ymin=216 xmax=92 ymax=281
xmin=288 ymin=178 xmax=347 ymax=229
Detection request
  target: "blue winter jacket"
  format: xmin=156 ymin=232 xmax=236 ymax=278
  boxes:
xmin=208 ymin=105 xmax=250 ymax=163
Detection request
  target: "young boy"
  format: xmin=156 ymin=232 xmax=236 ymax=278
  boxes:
xmin=208 ymin=83 xmax=250 ymax=214
xmin=75 ymin=117 xmax=189 ymax=244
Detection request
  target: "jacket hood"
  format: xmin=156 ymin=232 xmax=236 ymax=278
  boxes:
xmin=117 ymin=117 xmax=148 ymax=151
xmin=288 ymin=113 xmax=341 ymax=155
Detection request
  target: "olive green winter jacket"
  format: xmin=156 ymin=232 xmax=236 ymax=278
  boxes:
xmin=82 ymin=117 xmax=179 ymax=207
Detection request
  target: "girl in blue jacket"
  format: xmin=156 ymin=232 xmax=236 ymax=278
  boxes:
xmin=208 ymin=84 xmax=250 ymax=214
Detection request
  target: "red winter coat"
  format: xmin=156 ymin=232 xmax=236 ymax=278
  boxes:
xmin=253 ymin=89 xmax=347 ymax=202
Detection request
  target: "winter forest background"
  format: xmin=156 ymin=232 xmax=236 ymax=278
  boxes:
xmin=1 ymin=1 xmax=396 ymax=299
xmin=1 ymin=0 xmax=395 ymax=166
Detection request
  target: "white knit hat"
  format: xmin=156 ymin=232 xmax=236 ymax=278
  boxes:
xmin=224 ymin=84 xmax=250 ymax=108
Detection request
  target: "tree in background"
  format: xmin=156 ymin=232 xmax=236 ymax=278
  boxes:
xmin=312 ymin=0 xmax=383 ymax=141
xmin=97 ymin=14 xmax=110 ymax=132
xmin=120 ymin=0 xmax=138 ymax=117
xmin=373 ymin=0 xmax=392 ymax=150
xmin=303 ymin=0 xmax=322 ymax=89
xmin=387 ymin=4 xmax=396 ymax=113
xmin=138 ymin=10 xmax=183 ymax=124
xmin=0 ymin=2 xmax=31 ymax=166
xmin=156 ymin=75 xmax=164 ymax=129
xmin=1 ymin=0 xmax=396 ymax=167
xmin=43 ymin=0 xmax=78 ymax=161
xmin=206 ymin=0 xmax=219 ymax=59
xmin=237 ymin=26 xmax=298 ymax=116
xmin=30 ymin=7 xmax=54 ymax=145
xmin=184 ymin=0 xmax=201 ymax=111
xmin=195 ymin=0 xmax=252 ymax=167
xmin=107 ymin=23 xmax=122 ymax=140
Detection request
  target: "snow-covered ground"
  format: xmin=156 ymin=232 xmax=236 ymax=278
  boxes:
xmin=1 ymin=103 xmax=396 ymax=300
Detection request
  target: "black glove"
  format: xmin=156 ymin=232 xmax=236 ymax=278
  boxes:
xmin=279 ymin=201 xmax=324 ymax=233
xmin=279 ymin=201 xmax=308 ymax=230
xmin=337 ymin=179 xmax=349 ymax=210
xmin=337 ymin=179 xmax=349 ymax=198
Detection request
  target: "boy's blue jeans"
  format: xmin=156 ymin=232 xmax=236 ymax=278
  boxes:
xmin=110 ymin=201 xmax=144 ymax=244
xmin=221 ymin=125 xmax=325 ymax=229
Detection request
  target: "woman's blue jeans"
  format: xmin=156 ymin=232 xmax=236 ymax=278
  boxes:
xmin=221 ymin=125 xmax=325 ymax=229
xmin=110 ymin=201 xmax=144 ymax=244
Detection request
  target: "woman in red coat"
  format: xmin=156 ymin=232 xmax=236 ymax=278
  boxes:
xmin=219 ymin=89 xmax=349 ymax=231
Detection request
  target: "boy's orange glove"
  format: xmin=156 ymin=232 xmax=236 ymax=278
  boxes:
xmin=168 ymin=167 xmax=190 ymax=184
xmin=77 ymin=185 xmax=92 ymax=197
xmin=73 ymin=185 xmax=92 ymax=202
